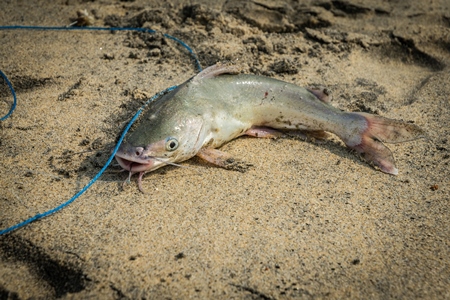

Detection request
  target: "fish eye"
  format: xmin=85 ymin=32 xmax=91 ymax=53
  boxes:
xmin=165 ymin=137 xmax=179 ymax=151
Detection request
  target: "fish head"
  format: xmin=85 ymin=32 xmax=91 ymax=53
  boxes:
xmin=115 ymin=112 xmax=205 ymax=174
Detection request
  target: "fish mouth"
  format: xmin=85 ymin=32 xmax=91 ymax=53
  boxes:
xmin=115 ymin=142 xmax=161 ymax=173
xmin=115 ymin=155 xmax=157 ymax=173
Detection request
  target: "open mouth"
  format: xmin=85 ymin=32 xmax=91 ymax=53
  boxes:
xmin=115 ymin=155 xmax=156 ymax=173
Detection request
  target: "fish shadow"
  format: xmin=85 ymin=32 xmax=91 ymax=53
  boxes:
xmin=243 ymin=135 xmax=375 ymax=174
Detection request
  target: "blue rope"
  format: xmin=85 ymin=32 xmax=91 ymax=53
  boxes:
xmin=0 ymin=70 xmax=17 ymax=121
xmin=0 ymin=25 xmax=202 ymax=74
xmin=0 ymin=86 xmax=178 ymax=235
xmin=0 ymin=25 xmax=201 ymax=121
xmin=0 ymin=24 xmax=202 ymax=235
xmin=163 ymin=34 xmax=202 ymax=72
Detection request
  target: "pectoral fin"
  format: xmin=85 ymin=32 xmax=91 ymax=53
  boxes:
xmin=197 ymin=148 xmax=252 ymax=172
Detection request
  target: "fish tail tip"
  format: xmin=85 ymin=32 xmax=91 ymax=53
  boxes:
xmin=382 ymin=165 xmax=399 ymax=176
xmin=349 ymin=135 xmax=398 ymax=176
xmin=375 ymin=152 xmax=399 ymax=176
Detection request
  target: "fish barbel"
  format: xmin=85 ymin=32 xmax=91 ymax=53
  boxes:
xmin=116 ymin=63 xmax=424 ymax=192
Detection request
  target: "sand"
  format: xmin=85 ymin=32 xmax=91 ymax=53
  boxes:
xmin=0 ymin=0 xmax=449 ymax=299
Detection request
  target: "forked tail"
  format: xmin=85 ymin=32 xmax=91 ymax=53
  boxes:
xmin=343 ymin=112 xmax=425 ymax=175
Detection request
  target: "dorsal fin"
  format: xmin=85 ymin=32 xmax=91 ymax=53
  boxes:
xmin=192 ymin=62 xmax=241 ymax=83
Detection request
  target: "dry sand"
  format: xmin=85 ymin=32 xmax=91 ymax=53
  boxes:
xmin=0 ymin=0 xmax=449 ymax=299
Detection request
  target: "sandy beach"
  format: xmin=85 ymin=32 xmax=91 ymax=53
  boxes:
xmin=1 ymin=0 xmax=449 ymax=298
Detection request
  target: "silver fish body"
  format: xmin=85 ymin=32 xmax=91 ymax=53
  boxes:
xmin=116 ymin=64 xmax=424 ymax=191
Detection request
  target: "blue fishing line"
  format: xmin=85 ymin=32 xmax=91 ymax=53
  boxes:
xmin=0 ymin=25 xmax=202 ymax=74
xmin=0 ymin=70 xmax=17 ymax=121
xmin=0 ymin=25 xmax=201 ymax=121
xmin=0 ymin=86 xmax=178 ymax=235
xmin=0 ymin=24 xmax=202 ymax=235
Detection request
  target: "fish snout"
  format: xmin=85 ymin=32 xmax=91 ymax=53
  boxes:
xmin=115 ymin=142 xmax=157 ymax=173
xmin=117 ymin=142 xmax=145 ymax=159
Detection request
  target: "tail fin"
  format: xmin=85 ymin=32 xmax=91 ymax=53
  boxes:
xmin=345 ymin=112 xmax=425 ymax=175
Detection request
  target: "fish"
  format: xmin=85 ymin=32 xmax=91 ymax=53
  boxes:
xmin=115 ymin=63 xmax=425 ymax=192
